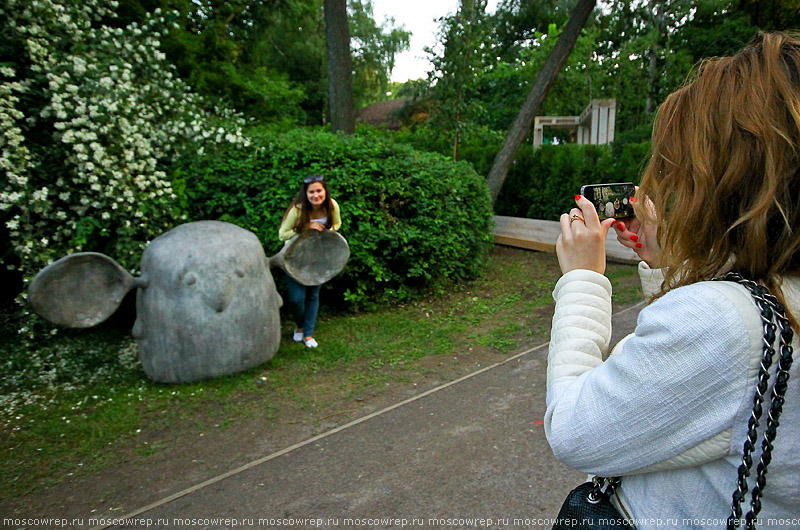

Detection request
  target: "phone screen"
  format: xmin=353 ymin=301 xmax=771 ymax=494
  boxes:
xmin=580 ymin=183 xmax=636 ymax=220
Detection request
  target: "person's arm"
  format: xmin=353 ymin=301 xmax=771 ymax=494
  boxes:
xmin=545 ymin=276 xmax=753 ymax=476
xmin=279 ymin=206 xmax=300 ymax=241
xmin=330 ymin=198 xmax=341 ymax=232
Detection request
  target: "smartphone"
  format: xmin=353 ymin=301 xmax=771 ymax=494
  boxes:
xmin=580 ymin=182 xmax=636 ymax=220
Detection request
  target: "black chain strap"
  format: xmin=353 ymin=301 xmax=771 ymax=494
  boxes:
xmin=714 ymin=273 xmax=794 ymax=530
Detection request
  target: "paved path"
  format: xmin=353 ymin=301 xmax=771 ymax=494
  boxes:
xmin=97 ymin=303 xmax=643 ymax=530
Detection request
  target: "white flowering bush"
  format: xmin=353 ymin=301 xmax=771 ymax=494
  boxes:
xmin=0 ymin=0 xmax=251 ymax=329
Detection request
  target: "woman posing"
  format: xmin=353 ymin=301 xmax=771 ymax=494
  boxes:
xmin=279 ymin=174 xmax=342 ymax=348
xmin=547 ymin=33 xmax=800 ymax=528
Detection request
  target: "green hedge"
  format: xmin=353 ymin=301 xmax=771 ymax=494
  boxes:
xmin=173 ymin=128 xmax=494 ymax=309
xmin=494 ymin=142 xmax=651 ymax=220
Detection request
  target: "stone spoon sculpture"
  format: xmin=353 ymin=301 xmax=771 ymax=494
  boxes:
xmin=27 ymin=220 xmax=349 ymax=383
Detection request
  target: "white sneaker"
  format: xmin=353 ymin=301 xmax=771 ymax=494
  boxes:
xmin=304 ymin=337 xmax=318 ymax=348
xmin=293 ymin=329 xmax=303 ymax=342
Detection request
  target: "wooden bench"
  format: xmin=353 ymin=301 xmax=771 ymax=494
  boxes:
xmin=491 ymin=215 xmax=640 ymax=264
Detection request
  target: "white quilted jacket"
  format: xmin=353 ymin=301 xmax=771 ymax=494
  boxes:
xmin=545 ymin=263 xmax=800 ymax=529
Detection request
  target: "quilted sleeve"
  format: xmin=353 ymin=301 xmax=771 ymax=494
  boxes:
xmin=547 ymin=269 xmax=612 ymax=390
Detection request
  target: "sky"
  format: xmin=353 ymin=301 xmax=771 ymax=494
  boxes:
xmin=370 ymin=0 xmax=500 ymax=83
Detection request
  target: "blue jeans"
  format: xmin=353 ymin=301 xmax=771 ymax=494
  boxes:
xmin=286 ymin=275 xmax=321 ymax=338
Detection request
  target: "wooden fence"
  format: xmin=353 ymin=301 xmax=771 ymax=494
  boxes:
xmin=491 ymin=215 xmax=640 ymax=264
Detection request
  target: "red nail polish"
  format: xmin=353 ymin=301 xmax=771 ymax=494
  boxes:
xmin=636 ymin=243 xmax=642 ymax=248
xmin=611 ymin=220 xmax=617 ymax=226
xmin=575 ymin=195 xmax=582 ymax=201
xmin=630 ymin=235 xmax=639 ymax=242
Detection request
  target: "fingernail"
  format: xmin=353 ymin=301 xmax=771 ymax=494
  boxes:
xmin=636 ymin=243 xmax=642 ymax=248
xmin=630 ymin=235 xmax=639 ymax=242
xmin=630 ymin=196 xmax=638 ymax=203
xmin=575 ymin=195 xmax=582 ymax=201
xmin=611 ymin=220 xmax=617 ymax=226
xmin=616 ymin=222 xmax=626 ymax=231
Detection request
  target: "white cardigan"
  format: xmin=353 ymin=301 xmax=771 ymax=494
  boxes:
xmin=545 ymin=263 xmax=800 ymax=529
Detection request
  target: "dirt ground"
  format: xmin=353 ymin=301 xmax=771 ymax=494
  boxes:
xmin=3 ymin=344 xmax=531 ymax=525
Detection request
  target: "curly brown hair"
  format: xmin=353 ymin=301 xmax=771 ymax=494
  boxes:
xmin=637 ymin=32 xmax=800 ymax=311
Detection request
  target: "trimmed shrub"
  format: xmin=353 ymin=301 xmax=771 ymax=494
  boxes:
xmin=495 ymin=142 xmax=651 ymax=220
xmin=175 ymin=128 xmax=494 ymax=309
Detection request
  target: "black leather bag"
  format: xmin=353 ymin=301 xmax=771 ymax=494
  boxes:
xmin=552 ymin=477 xmax=632 ymax=530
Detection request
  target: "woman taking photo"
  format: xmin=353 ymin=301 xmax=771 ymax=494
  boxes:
xmin=279 ymin=174 xmax=341 ymax=348
xmin=547 ymin=33 xmax=799 ymax=528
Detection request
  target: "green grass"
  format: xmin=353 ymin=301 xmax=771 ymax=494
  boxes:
xmin=0 ymin=247 xmax=641 ymax=497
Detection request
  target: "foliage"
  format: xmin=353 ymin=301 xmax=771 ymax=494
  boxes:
xmin=494 ymin=143 xmax=650 ymax=220
xmin=671 ymin=0 xmax=760 ymax=62
xmin=735 ymin=0 xmax=800 ymax=29
xmin=395 ymin=124 xmax=505 ymax=176
xmin=113 ymin=0 xmax=324 ymax=126
xmin=175 ymin=127 xmax=494 ymax=309
xmin=425 ymin=0 xmax=491 ymax=160
xmin=476 ymin=23 xmax=604 ymax=131
xmin=115 ymin=0 xmax=409 ymax=126
xmin=349 ymin=0 xmax=411 ymax=106
xmin=419 ymin=9 xmax=606 ymax=172
xmin=418 ymin=0 xmax=764 ymax=155
xmin=593 ymin=1 xmax=696 ymax=129
xmin=0 ymin=0 xmax=250 ymax=332
xmin=490 ymin=0 xmax=576 ymax=61
xmin=411 ymin=0 xmax=781 ymax=196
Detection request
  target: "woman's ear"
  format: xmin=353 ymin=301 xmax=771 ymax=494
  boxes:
xmin=28 ymin=252 xmax=138 ymax=328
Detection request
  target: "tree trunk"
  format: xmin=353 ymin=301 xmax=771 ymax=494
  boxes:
xmin=324 ymin=0 xmax=355 ymax=134
xmin=486 ymin=0 xmax=596 ymax=203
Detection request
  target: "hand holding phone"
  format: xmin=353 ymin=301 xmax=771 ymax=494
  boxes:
xmin=612 ymin=202 xmax=664 ymax=269
xmin=556 ymin=195 xmax=618 ymax=274
xmin=579 ymin=182 xmax=636 ymax=220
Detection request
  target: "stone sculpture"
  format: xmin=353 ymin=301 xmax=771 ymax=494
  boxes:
xmin=28 ymin=220 xmax=349 ymax=383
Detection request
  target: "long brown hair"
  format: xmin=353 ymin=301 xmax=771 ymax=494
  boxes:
xmin=281 ymin=175 xmax=334 ymax=233
xmin=637 ymin=32 xmax=800 ymax=308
